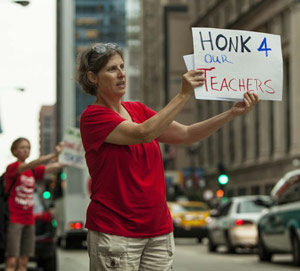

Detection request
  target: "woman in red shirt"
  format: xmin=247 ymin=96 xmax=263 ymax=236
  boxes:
xmin=77 ymin=43 xmax=258 ymax=271
xmin=4 ymin=138 xmax=65 ymax=271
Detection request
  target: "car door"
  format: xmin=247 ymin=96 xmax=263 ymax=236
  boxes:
xmin=211 ymin=201 xmax=232 ymax=245
xmin=263 ymin=175 xmax=300 ymax=251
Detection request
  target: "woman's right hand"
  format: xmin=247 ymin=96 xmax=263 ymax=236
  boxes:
xmin=181 ymin=69 xmax=205 ymax=95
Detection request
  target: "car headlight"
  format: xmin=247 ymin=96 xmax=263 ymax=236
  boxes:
xmin=205 ymin=216 xmax=213 ymax=224
xmin=173 ymin=217 xmax=182 ymax=225
xmin=184 ymin=214 xmax=198 ymax=221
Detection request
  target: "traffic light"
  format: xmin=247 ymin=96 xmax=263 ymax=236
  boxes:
xmin=218 ymin=174 xmax=229 ymax=185
xmin=217 ymin=163 xmax=229 ymax=186
xmin=60 ymin=171 xmax=67 ymax=181
xmin=43 ymin=191 xmax=51 ymax=199
xmin=216 ymin=189 xmax=224 ymax=198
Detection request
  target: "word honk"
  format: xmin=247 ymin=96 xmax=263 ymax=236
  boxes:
xmin=198 ymin=31 xmax=251 ymax=53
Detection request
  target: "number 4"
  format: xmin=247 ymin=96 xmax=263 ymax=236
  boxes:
xmin=257 ymin=37 xmax=271 ymax=57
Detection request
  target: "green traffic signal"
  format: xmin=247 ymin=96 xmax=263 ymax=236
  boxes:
xmin=43 ymin=191 xmax=51 ymax=199
xmin=218 ymin=174 xmax=229 ymax=185
xmin=60 ymin=172 xmax=67 ymax=180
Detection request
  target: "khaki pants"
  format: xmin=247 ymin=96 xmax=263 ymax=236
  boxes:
xmin=5 ymin=223 xmax=35 ymax=257
xmin=87 ymin=230 xmax=175 ymax=271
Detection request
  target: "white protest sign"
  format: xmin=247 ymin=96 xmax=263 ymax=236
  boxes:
xmin=192 ymin=27 xmax=283 ymax=101
xmin=59 ymin=127 xmax=86 ymax=168
xmin=183 ymin=54 xmax=236 ymax=101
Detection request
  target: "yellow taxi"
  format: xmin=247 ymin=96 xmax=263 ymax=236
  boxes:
xmin=167 ymin=201 xmax=210 ymax=242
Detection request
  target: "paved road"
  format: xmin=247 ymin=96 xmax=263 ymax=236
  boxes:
xmin=57 ymin=238 xmax=297 ymax=271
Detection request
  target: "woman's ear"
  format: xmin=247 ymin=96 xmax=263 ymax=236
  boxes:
xmin=87 ymin=71 xmax=97 ymax=84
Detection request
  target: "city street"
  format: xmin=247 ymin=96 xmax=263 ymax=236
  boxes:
xmin=57 ymin=238 xmax=297 ymax=271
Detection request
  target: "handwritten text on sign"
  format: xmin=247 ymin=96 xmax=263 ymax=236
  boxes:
xmin=192 ymin=28 xmax=283 ymax=101
xmin=59 ymin=127 xmax=85 ymax=168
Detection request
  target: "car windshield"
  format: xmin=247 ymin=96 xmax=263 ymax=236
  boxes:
xmin=237 ymin=200 xmax=267 ymax=214
xmin=171 ymin=204 xmax=208 ymax=213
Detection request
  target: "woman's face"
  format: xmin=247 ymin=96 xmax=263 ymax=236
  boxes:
xmin=93 ymin=54 xmax=126 ymax=98
xmin=14 ymin=140 xmax=31 ymax=161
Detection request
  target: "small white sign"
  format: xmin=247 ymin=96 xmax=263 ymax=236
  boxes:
xmin=59 ymin=127 xmax=86 ymax=168
xmin=190 ymin=27 xmax=283 ymax=101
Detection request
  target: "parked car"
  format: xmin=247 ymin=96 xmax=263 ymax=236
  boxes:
xmin=257 ymin=169 xmax=300 ymax=266
xmin=32 ymin=189 xmax=57 ymax=271
xmin=167 ymin=201 xmax=210 ymax=242
xmin=207 ymin=195 xmax=272 ymax=253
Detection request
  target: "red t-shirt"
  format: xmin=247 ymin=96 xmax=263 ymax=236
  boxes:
xmin=80 ymin=101 xmax=173 ymax=238
xmin=5 ymin=161 xmax=45 ymax=225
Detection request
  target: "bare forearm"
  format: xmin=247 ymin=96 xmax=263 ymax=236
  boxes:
xmin=184 ymin=109 xmax=235 ymax=144
xmin=45 ymin=162 xmax=64 ymax=174
xmin=141 ymin=93 xmax=192 ymax=142
xmin=18 ymin=153 xmax=57 ymax=173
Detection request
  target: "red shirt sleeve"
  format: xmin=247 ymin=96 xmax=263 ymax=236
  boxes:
xmin=33 ymin=165 xmax=46 ymax=180
xmin=5 ymin=161 xmax=19 ymax=179
xmin=80 ymin=105 xmax=126 ymax=152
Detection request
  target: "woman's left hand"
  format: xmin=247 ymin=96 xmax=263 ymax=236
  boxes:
xmin=54 ymin=142 xmax=63 ymax=157
xmin=230 ymin=92 xmax=259 ymax=116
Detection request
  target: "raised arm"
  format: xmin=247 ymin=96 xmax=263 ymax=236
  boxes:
xmin=104 ymin=70 xmax=205 ymax=145
xmin=17 ymin=143 xmax=63 ymax=173
xmin=44 ymin=162 xmax=65 ymax=174
xmin=158 ymin=92 xmax=259 ymax=145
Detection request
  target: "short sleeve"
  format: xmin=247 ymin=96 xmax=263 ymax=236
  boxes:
xmin=124 ymin=101 xmax=157 ymax=121
xmin=33 ymin=165 xmax=46 ymax=180
xmin=139 ymin=102 xmax=157 ymax=119
xmin=5 ymin=162 xmax=20 ymax=179
xmin=80 ymin=106 xmax=126 ymax=152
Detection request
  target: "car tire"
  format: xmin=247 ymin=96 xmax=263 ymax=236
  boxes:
xmin=208 ymin=236 xmax=217 ymax=252
xmin=292 ymin=233 xmax=300 ymax=266
xmin=225 ymin=231 xmax=235 ymax=254
xmin=258 ymin=233 xmax=272 ymax=262
xmin=37 ymin=254 xmax=57 ymax=271
xmin=60 ymin=237 xmax=70 ymax=249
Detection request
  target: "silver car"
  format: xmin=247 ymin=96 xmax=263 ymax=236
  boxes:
xmin=207 ymin=195 xmax=272 ymax=253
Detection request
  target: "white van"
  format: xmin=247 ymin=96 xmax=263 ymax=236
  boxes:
xmin=54 ymin=165 xmax=90 ymax=248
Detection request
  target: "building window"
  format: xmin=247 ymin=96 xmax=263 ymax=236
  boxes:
xmin=214 ymin=10 xmax=220 ymax=28
xmin=241 ymin=115 xmax=246 ymax=161
xmin=76 ymin=17 xmax=98 ymax=26
xmin=284 ymin=59 xmax=291 ymax=153
xmin=255 ymin=104 xmax=260 ymax=159
xmin=281 ymin=10 xmax=290 ymax=42
xmin=207 ymin=101 xmax=214 ymax=166
xmin=85 ymin=29 xmax=99 ymax=39
xmin=97 ymin=5 xmax=103 ymax=12
xmin=264 ymin=183 xmax=274 ymax=195
xmin=238 ymin=187 xmax=246 ymax=196
xmin=269 ymin=101 xmax=274 ymax=156
xmin=229 ymin=121 xmax=235 ymax=163
xmin=251 ymin=185 xmax=260 ymax=195
xmin=227 ymin=188 xmax=235 ymax=198
xmin=217 ymin=102 xmax=223 ymax=164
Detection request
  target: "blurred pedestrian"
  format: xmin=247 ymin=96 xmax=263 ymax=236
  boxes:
xmin=4 ymin=138 xmax=65 ymax=271
xmin=77 ymin=42 xmax=259 ymax=271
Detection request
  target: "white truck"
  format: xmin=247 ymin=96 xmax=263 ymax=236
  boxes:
xmin=54 ymin=165 xmax=90 ymax=248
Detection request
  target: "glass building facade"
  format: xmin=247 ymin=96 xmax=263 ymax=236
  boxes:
xmin=74 ymin=0 xmax=126 ymax=127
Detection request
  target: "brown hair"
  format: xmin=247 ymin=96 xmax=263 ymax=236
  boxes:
xmin=11 ymin=137 xmax=30 ymax=157
xmin=76 ymin=43 xmax=123 ymax=96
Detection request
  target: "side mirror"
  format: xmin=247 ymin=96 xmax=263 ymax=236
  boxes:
xmin=254 ymin=199 xmax=273 ymax=208
xmin=209 ymin=209 xmax=220 ymax=218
